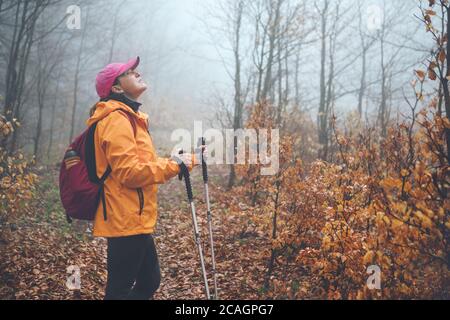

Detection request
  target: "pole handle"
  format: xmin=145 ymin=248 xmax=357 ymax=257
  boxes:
xmin=198 ymin=137 xmax=208 ymax=183
xmin=177 ymin=150 xmax=194 ymax=202
xmin=178 ymin=149 xmax=184 ymax=181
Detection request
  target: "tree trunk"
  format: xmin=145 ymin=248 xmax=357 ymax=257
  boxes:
xmin=228 ymin=1 xmax=244 ymax=189
xmin=443 ymin=6 xmax=450 ymax=165
xmin=358 ymin=49 xmax=367 ymax=119
xmin=69 ymin=7 xmax=89 ymax=143
xmin=11 ymin=3 xmax=40 ymax=152
xmin=47 ymin=72 xmax=61 ymax=161
xmin=261 ymin=0 xmax=281 ymax=103
xmin=318 ymin=1 xmax=329 ymax=160
xmin=379 ymin=33 xmax=387 ymax=139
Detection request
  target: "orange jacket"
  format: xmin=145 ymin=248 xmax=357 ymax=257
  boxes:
xmin=86 ymin=99 xmax=182 ymax=238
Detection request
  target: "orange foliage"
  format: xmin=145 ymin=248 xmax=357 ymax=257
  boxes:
xmin=0 ymin=115 xmax=38 ymax=224
xmin=232 ymin=93 xmax=449 ymax=299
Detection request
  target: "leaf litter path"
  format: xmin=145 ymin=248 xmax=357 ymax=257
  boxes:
xmin=0 ymin=166 xmax=271 ymax=300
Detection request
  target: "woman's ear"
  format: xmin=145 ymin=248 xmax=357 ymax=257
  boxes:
xmin=111 ymin=85 xmax=124 ymax=94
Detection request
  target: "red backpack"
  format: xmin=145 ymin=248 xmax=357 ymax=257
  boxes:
xmin=59 ymin=110 xmax=136 ymax=223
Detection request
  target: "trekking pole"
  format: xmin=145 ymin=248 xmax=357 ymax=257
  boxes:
xmin=177 ymin=150 xmax=211 ymax=300
xmin=197 ymin=137 xmax=218 ymax=300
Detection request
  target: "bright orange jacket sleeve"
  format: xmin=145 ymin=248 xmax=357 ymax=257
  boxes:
xmin=99 ymin=112 xmax=180 ymax=189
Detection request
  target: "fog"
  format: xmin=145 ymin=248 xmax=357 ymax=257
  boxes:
xmin=0 ymin=0 xmax=433 ymax=158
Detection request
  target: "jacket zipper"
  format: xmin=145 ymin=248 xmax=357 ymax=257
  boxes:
xmin=135 ymin=128 xmax=150 ymax=216
xmin=137 ymin=188 xmax=144 ymax=215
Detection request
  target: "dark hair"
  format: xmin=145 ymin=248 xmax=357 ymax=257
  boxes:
xmin=90 ymin=77 xmax=122 ymax=116
xmin=112 ymin=77 xmax=120 ymax=87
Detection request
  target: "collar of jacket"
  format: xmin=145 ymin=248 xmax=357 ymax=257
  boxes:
xmin=101 ymin=93 xmax=142 ymax=113
xmin=86 ymin=99 xmax=150 ymax=128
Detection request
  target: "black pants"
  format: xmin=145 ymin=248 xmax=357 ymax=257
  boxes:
xmin=105 ymin=234 xmax=161 ymax=300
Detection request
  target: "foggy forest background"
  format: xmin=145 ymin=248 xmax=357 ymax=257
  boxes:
xmin=0 ymin=0 xmax=449 ymax=300
xmin=0 ymin=0 xmax=431 ymax=160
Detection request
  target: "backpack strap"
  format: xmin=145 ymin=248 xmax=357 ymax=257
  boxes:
xmin=86 ymin=109 xmax=138 ymax=221
xmin=98 ymin=166 xmax=112 ymax=221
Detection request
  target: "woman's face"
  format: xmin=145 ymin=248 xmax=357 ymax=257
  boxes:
xmin=114 ymin=69 xmax=148 ymax=100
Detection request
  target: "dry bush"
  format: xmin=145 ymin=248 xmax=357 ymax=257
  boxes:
xmin=0 ymin=115 xmax=38 ymax=226
xmin=232 ymin=89 xmax=449 ymax=299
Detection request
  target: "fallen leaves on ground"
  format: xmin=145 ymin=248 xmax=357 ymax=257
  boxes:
xmin=0 ymin=166 xmax=277 ymax=300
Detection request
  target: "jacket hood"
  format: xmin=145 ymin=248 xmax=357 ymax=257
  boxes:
xmin=86 ymin=99 xmax=149 ymax=127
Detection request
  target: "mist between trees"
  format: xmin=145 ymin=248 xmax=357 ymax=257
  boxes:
xmin=0 ymin=0 xmax=449 ymax=300
xmin=0 ymin=0 xmax=430 ymax=164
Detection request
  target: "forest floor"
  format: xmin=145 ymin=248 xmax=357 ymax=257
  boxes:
xmin=0 ymin=165 xmax=290 ymax=300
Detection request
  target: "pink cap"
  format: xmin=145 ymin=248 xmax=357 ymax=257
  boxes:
xmin=95 ymin=56 xmax=140 ymax=99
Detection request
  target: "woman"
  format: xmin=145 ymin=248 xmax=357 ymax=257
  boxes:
xmin=88 ymin=56 xmax=196 ymax=300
